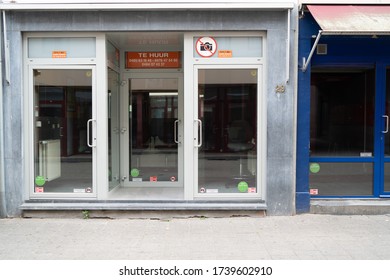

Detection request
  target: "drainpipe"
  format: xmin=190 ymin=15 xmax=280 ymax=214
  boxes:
xmin=0 ymin=10 xmax=6 ymax=218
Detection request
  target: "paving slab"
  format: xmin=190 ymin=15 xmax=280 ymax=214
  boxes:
xmin=0 ymin=214 xmax=390 ymax=260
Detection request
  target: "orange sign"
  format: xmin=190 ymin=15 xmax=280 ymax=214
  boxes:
xmin=126 ymin=52 xmax=181 ymax=69
xmin=52 ymin=51 xmax=67 ymax=58
xmin=218 ymin=50 xmax=233 ymax=58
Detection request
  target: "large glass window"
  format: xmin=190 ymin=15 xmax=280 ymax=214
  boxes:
xmin=33 ymin=69 xmax=93 ymax=194
xmin=310 ymin=69 xmax=375 ymax=157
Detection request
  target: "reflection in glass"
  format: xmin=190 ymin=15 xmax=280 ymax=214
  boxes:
xmin=33 ymin=69 xmax=93 ymax=193
xmin=309 ymin=162 xmax=373 ymax=196
xmin=129 ymin=79 xmax=179 ymax=182
xmin=198 ymin=69 xmax=257 ymax=194
xmin=310 ymin=70 xmax=375 ymax=156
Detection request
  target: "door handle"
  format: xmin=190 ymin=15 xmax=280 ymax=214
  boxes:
xmin=195 ymin=119 xmax=202 ymax=148
xmin=174 ymin=120 xmax=180 ymax=144
xmin=383 ymin=115 xmax=389 ymax=134
xmin=87 ymin=119 xmax=96 ymax=147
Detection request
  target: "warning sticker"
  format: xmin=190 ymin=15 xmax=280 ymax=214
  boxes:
xmin=195 ymin=37 xmax=217 ymax=58
xmin=150 ymin=176 xmax=158 ymax=182
xmin=248 ymin=187 xmax=257 ymax=193
xmin=35 ymin=187 xmax=44 ymax=193
xmin=310 ymin=189 xmax=319 ymax=195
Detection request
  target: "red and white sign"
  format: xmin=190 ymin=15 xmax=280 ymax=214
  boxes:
xmin=150 ymin=176 xmax=158 ymax=182
xmin=200 ymin=187 xmax=206 ymax=193
xmin=248 ymin=188 xmax=257 ymax=193
xmin=195 ymin=37 xmax=217 ymax=57
xmin=35 ymin=187 xmax=44 ymax=193
xmin=126 ymin=52 xmax=181 ymax=69
xmin=170 ymin=176 xmax=176 ymax=182
xmin=310 ymin=189 xmax=319 ymax=195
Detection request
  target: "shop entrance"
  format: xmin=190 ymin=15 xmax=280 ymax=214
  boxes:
xmin=309 ymin=65 xmax=390 ymax=197
xmin=108 ymin=73 xmax=184 ymax=200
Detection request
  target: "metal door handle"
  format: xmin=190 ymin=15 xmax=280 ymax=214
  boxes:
xmin=174 ymin=120 xmax=180 ymax=144
xmin=383 ymin=115 xmax=389 ymax=134
xmin=87 ymin=119 xmax=96 ymax=147
xmin=195 ymin=119 xmax=202 ymax=148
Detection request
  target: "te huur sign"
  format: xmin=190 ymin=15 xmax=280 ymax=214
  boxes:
xmin=126 ymin=52 xmax=181 ymax=69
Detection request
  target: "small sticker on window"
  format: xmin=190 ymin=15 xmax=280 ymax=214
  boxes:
xmin=206 ymin=189 xmax=218 ymax=193
xmin=309 ymin=163 xmax=320 ymax=174
xmin=360 ymin=152 xmax=372 ymax=157
xmin=248 ymin=188 xmax=257 ymax=193
xmin=150 ymin=176 xmax=158 ymax=182
xmin=310 ymin=189 xmax=319 ymax=195
xmin=35 ymin=187 xmax=44 ymax=193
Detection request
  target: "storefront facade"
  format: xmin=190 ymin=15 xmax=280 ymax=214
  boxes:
xmin=297 ymin=1 xmax=390 ymax=213
xmin=0 ymin=1 xmax=298 ymax=217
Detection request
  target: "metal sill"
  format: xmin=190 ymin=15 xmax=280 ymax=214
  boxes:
xmin=20 ymin=200 xmax=267 ymax=211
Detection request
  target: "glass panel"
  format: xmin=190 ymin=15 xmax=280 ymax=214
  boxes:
xmin=194 ymin=37 xmax=262 ymax=58
xmin=198 ymin=69 xmax=257 ymax=194
xmin=384 ymin=69 xmax=390 ymax=193
xmin=310 ymin=70 xmax=375 ymax=156
xmin=34 ymin=69 xmax=93 ymax=193
xmin=385 ymin=68 xmax=390 ymax=156
xmin=384 ymin=163 xmax=390 ymax=192
xmin=129 ymin=79 xmax=179 ymax=182
xmin=108 ymin=68 xmax=120 ymax=191
xmin=107 ymin=41 xmax=120 ymax=67
xmin=309 ymin=162 xmax=373 ymax=196
xmin=28 ymin=37 xmax=96 ymax=58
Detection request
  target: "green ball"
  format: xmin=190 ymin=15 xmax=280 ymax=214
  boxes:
xmin=35 ymin=176 xmax=46 ymax=186
xmin=130 ymin=168 xmax=140 ymax=177
xmin=237 ymin=181 xmax=249 ymax=193
xmin=310 ymin=163 xmax=320 ymax=174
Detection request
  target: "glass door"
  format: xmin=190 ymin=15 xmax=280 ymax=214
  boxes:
xmin=32 ymin=67 xmax=96 ymax=196
xmin=120 ymin=73 xmax=184 ymax=200
xmin=194 ymin=66 xmax=262 ymax=197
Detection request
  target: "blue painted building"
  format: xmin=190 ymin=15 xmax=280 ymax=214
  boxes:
xmin=297 ymin=3 xmax=390 ymax=213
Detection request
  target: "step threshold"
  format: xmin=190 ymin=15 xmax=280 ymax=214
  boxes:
xmin=311 ymin=199 xmax=390 ymax=215
xmin=20 ymin=200 xmax=267 ymax=211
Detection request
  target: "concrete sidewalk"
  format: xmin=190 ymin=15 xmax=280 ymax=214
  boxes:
xmin=0 ymin=214 xmax=390 ymax=260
